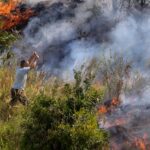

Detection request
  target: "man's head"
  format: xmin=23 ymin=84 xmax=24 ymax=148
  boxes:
xmin=20 ymin=60 xmax=29 ymax=68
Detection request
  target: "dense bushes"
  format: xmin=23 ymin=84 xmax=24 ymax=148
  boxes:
xmin=20 ymin=71 xmax=108 ymax=150
xmin=0 ymin=68 xmax=109 ymax=150
xmin=20 ymin=97 xmax=108 ymax=150
xmin=0 ymin=115 xmax=23 ymax=150
xmin=0 ymin=31 xmax=18 ymax=53
xmin=0 ymin=52 xmax=133 ymax=149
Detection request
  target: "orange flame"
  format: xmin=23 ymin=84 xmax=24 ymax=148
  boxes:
xmin=98 ymin=106 xmax=107 ymax=114
xmin=135 ymin=138 xmax=146 ymax=150
xmin=133 ymin=134 xmax=148 ymax=150
xmin=114 ymin=118 xmax=127 ymax=126
xmin=98 ymin=97 xmax=121 ymax=114
xmin=0 ymin=0 xmax=34 ymax=30
xmin=0 ymin=0 xmax=18 ymax=14
xmin=111 ymin=97 xmax=121 ymax=106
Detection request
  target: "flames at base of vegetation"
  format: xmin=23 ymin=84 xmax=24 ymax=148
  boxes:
xmin=98 ymin=98 xmax=121 ymax=114
xmin=133 ymin=134 xmax=148 ymax=150
xmin=135 ymin=139 xmax=146 ymax=150
xmin=99 ymin=105 xmax=107 ymax=113
xmin=0 ymin=0 xmax=34 ymax=30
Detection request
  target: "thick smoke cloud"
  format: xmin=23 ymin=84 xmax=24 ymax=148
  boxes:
xmin=99 ymin=86 xmax=150 ymax=149
xmin=14 ymin=0 xmax=150 ymax=79
xmin=108 ymin=12 xmax=150 ymax=71
xmin=14 ymin=0 xmax=105 ymax=79
xmin=26 ymin=0 xmax=57 ymax=5
xmin=13 ymin=0 xmax=150 ymax=148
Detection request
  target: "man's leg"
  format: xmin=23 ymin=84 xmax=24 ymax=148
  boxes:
xmin=10 ymin=88 xmax=18 ymax=107
xmin=18 ymin=90 xmax=29 ymax=106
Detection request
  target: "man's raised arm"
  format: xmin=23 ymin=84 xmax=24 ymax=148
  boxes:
xmin=28 ymin=52 xmax=40 ymax=69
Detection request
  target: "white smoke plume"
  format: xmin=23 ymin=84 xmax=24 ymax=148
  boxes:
xmin=26 ymin=0 xmax=57 ymax=5
xmin=13 ymin=0 xmax=150 ymax=148
xmin=14 ymin=0 xmax=150 ymax=79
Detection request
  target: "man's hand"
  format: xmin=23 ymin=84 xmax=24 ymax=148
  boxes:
xmin=33 ymin=51 xmax=40 ymax=59
xmin=28 ymin=51 xmax=40 ymax=69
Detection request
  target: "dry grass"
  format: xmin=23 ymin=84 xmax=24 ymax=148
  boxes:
xmin=0 ymin=65 xmax=107 ymax=150
xmin=0 ymin=66 xmax=63 ymax=103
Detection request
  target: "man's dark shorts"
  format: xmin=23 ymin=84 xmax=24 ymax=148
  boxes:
xmin=10 ymin=88 xmax=28 ymax=106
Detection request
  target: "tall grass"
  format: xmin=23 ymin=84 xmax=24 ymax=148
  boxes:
xmin=0 ymin=66 xmax=108 ymax=150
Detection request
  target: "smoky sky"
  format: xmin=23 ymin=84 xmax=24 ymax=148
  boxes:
xmin=13 ymin=1 xmax=150 ymax=147
xmin=14 ymin=0 xmax=150 ymax=79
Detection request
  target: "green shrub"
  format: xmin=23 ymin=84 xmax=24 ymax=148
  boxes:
xmin=0 ymin=31 xmax=18 ymax=52
xmin=70 ymin=109 xmax=108 ymax=150
xmin=20 ymin=72 xmax=108 ymax=150
xmin=0 ymin=111 xmax=23 ymax=150
xmin=20 ymin=95 xmax=108 ymax=150
xmin=0 ymin=66 xmax=108 ymax=150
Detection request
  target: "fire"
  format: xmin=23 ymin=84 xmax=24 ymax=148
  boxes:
xmin=134 ymin=138 xmax=146 ymax=150
xmin=0 ymin=0 xmax=34 ymax=30
xmin=98 ymin=105 xmax=107 ymax=113
xmin=0 ymin=0 xmax=18 ymax=14
xmin=133 ymin=134 xmax=148 ymax=150
xmin=114 ymin=118 xmax=127 ymax=126
xmin=111 ymin=97 xmax=121 ymax=106
xmin=98 ymin=97 xmax=121 ymax=114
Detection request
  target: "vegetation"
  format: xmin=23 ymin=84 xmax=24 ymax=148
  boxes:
xmin=0 ymin=30 xmax=131 ymax=149
xmin=0 ymin=66 xmax=109 ymax=150
xmin=0 ymin=0 xmax=142 ymax=149
xmin=0 ymin=31 xmax=18 ymax=53
xmin=99 ymin=53 xmax=131 ymax=99
xmin=0 ymin=27 xmax=108 ymax=149
xmin=0 ymin=28 xmax=132 ymax=150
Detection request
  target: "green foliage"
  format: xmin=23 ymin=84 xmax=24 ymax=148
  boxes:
xmin=0 ymin=66 xmax=108 ymax=150
xmin=0 ymin=121 xmax=20 ymax=150
xmin=70 ymin=109 xmax=108 ymax=150
xmin=0 ymin=107 xmax=24 ymax=150
xmin=20 ymin=72 xmax=108 ymax=150
xmin=20 ymin=97 xmax=108 ymax=150
xmin=0 ymin=31 xmax=18 ymax=53
xmin=0 ymin=100 xmax=10 ymax=121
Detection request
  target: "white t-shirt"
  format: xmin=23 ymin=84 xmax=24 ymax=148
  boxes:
xmin=13 ymin=67 xmax=30 ymax=90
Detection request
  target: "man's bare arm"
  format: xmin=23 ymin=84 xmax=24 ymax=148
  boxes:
xmin=28 ymin=52 xmax=36 ymax=64
xmin=28 ymin=52 xmax=39 ymax=69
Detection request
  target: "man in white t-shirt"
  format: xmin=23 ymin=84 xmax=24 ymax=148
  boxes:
xmin=10 ymin=52 xmax=39 ymax=106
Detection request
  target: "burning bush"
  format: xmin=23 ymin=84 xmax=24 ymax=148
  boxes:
xmin=99 ymin=53 xmax=131 ymax=100
xmin=98 ymin=98 xmax=121 ymax=114
xmin=0 ymin=0 xmax=34 ymax=30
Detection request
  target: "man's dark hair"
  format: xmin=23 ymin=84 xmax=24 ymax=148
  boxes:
xmin=20 ymin=60 xmax=26 ymax=68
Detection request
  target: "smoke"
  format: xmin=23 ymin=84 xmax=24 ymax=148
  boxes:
xmin=14 ymin=0 xmax=150 ymax=79
xmin=12 ymin=0 xmax=150 ymax=148
xmin=99 ymin=85 xmax=150 ymax=149
xmin=108 ymin=12 xmax=150 ymax=71
xmin=26 ymin=0 xmax=57 ymax=5
xmin=14 ymin=0 xmax=103 ymax=78
xmin=25 ymin=21 xmax=76 ymax=50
